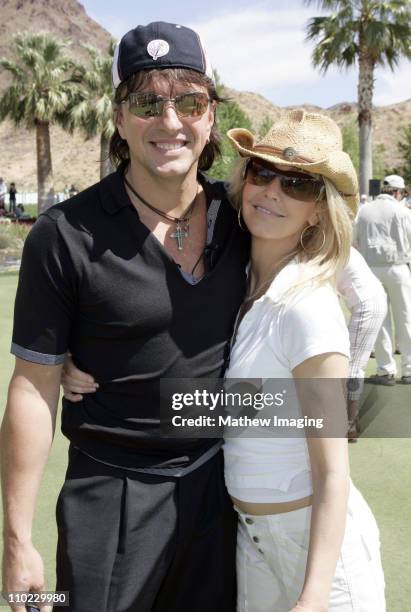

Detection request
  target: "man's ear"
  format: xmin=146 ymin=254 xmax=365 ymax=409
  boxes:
xmin=208 ymin=101 xmax=216 ymax=128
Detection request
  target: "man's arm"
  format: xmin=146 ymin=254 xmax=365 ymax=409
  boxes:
xmin=337 ymin=247 xmax=387 ymax=401
xmin=1 ymin=358 xmax=62 ymax=610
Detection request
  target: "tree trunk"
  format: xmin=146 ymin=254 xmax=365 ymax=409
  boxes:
xmin=358 ymin=53 xmax=375 ymax=196
xmin=36 ymin=120 xmax=54 ymax=214
xmin=100 ymin=134 xmax=114 ymax=179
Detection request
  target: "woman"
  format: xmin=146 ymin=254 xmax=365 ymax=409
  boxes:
xmin=62 ymin=110 xmax=386 ymax=611
xmin=221 ymin=110 xmax=385 ymax=611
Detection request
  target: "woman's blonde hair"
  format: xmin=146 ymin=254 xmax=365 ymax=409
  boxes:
xmin=228 ymin=158 xmax=353 ymax=297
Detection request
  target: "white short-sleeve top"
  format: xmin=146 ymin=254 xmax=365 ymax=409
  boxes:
xmin=223 ymin=259 xmax=350 ymax=503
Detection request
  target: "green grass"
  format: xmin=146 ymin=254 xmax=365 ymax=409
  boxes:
xmin=23 ymin=204 xmax=37 ymax=218
xmin=1 ymin=274 xmax=410 ymax=607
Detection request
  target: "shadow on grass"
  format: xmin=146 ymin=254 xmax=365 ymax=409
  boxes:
xmin=359 ymin=383 xmax=411 ymax=437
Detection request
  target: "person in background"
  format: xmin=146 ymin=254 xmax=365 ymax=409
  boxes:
xmin=8 ymin=182 xmax=17 ymax=214
xmin=15 ymin=204 xmax=31 ymax=220
xmin=335 ymin=246 xmax=386 ymax=441
xmin=0 ymin=177 xmax=7 ymax=209
xmin=360 ymin=193 xmax=368 ymax=206
xmin=354 ymin=173 xmax=411 ymax=385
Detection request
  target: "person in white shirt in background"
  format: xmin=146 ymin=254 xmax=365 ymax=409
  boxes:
xmin=335 ymin=247 xmax=386 ymax=440
xmin=354 ymin=174 xmax=411 ymax=385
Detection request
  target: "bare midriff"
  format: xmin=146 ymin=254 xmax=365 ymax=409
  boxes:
xmin=231 ymin=494 xmax=313 ymax=515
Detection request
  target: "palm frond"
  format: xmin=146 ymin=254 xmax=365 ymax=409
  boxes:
xmin=0 ymin=58 xmax=25 ymax=80
xmin=0 ymin=31 xmax=76 ymax=128
xmin=304 ymin=0 xmax=352 ymax=9
xmin=66 ymin=41 xmax=116 ymax=137
xmin=306 ymin=0 xmax=411 ymax=73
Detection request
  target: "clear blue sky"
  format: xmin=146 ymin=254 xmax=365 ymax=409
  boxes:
xmin=81 ymin=0 xmax=410 ymax=108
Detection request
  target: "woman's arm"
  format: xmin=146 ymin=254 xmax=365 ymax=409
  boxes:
xmin=61 ymin=355 xmax=98 ymax=402
xmin=291 ymin=352 xmax=350 ymax=612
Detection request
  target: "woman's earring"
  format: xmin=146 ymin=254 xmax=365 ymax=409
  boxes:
xmin=300 ymin=224 xmax=326 ymax=253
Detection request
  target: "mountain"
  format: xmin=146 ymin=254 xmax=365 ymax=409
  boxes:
xmin=0 ymin=0 xmax=111 ymax=86
xmin=0 ymin=0 xmax=410 ymax=191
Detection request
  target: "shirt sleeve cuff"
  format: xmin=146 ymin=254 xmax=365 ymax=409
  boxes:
xmin=10 ymin=343 xmax=66 ymax=365
xmin=289 ymin=343 xmax=350 ymax=371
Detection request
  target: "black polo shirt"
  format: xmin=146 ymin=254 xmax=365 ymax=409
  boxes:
xmin=11 ymin=167 xmax=249 ymax=472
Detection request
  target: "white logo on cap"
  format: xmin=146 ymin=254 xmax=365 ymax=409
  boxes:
xmin=147 ymin=39 xmax=170 ymax=61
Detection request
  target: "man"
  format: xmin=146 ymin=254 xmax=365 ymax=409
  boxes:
xmin=354 ymin=174 xmax=411 ymax=385
xmin=1 ymin=22 xmax=248 ymax=612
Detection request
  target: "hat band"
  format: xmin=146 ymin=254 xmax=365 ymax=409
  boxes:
xmin=253 ymin=145 xmax=312 ymax=164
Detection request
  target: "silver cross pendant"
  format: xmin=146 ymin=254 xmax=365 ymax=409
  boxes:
xmin=170 ymin=223 xmax=188 ymax=251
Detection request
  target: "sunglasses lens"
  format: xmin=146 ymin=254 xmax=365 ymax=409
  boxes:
xmin=175 ymin=93 xmax=210 ymax=117
xmin=128 ymin=93 xmax=162 ymax=118
xmin=245 ymin=160 xmax=323 ymax=201
xmin=127 ymin=92 xmax=210 ymax=119
xmin=281 ymin=177 xmax=323 ymax=201
xmin=245 ymin=162 xmax=276 ymax=186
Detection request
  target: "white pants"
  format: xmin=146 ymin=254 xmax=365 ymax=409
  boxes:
xmin=371 ymin=264 xmax=411 ymax=376
xmin=236 ymin=484 xmax=386 ymax=611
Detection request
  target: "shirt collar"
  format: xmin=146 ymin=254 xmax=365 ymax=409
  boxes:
xmin=99 ymin=163 xmax=132 ymax=215
xmin=376 ymin=193 xmax=398 ymax=204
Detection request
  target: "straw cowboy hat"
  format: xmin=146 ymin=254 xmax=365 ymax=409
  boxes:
xmin=227 ymin=109 xmax=359 ymax=214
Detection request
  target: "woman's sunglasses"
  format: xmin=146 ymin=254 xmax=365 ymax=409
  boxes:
xmin=123 ymin=91 xmax=211 ymax=119
xmin=244 ymin=158 xmax=324 ymax=202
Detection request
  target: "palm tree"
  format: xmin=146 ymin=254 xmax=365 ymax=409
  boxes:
xmin=66 ymin=40 xmax=116 ymax=179
xmin=305 ymin=0 xmax=411 ymax=195
xmin=0 ymin=33 xmax=76 ymax=213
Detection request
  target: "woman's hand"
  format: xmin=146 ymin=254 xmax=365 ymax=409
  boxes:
xmin=61 ymin=355 xmax=98 ymax=401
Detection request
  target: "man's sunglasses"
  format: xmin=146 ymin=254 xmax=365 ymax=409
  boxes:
xmin=123 ymin=91 xmax=211 ymax=119
xmin=244 ymin=158 xmax=324 ymax=202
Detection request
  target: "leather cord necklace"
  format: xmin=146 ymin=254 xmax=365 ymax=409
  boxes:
xmin=124 ymin=175 xmax=198 ymax=251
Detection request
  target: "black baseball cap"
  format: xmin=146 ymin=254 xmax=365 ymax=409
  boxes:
xmin=112 ymin=21 xmax=214 ymax=88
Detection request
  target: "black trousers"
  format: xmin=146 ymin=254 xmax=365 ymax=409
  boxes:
xmin=55 ymin=446 xmax=237 ymax=612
